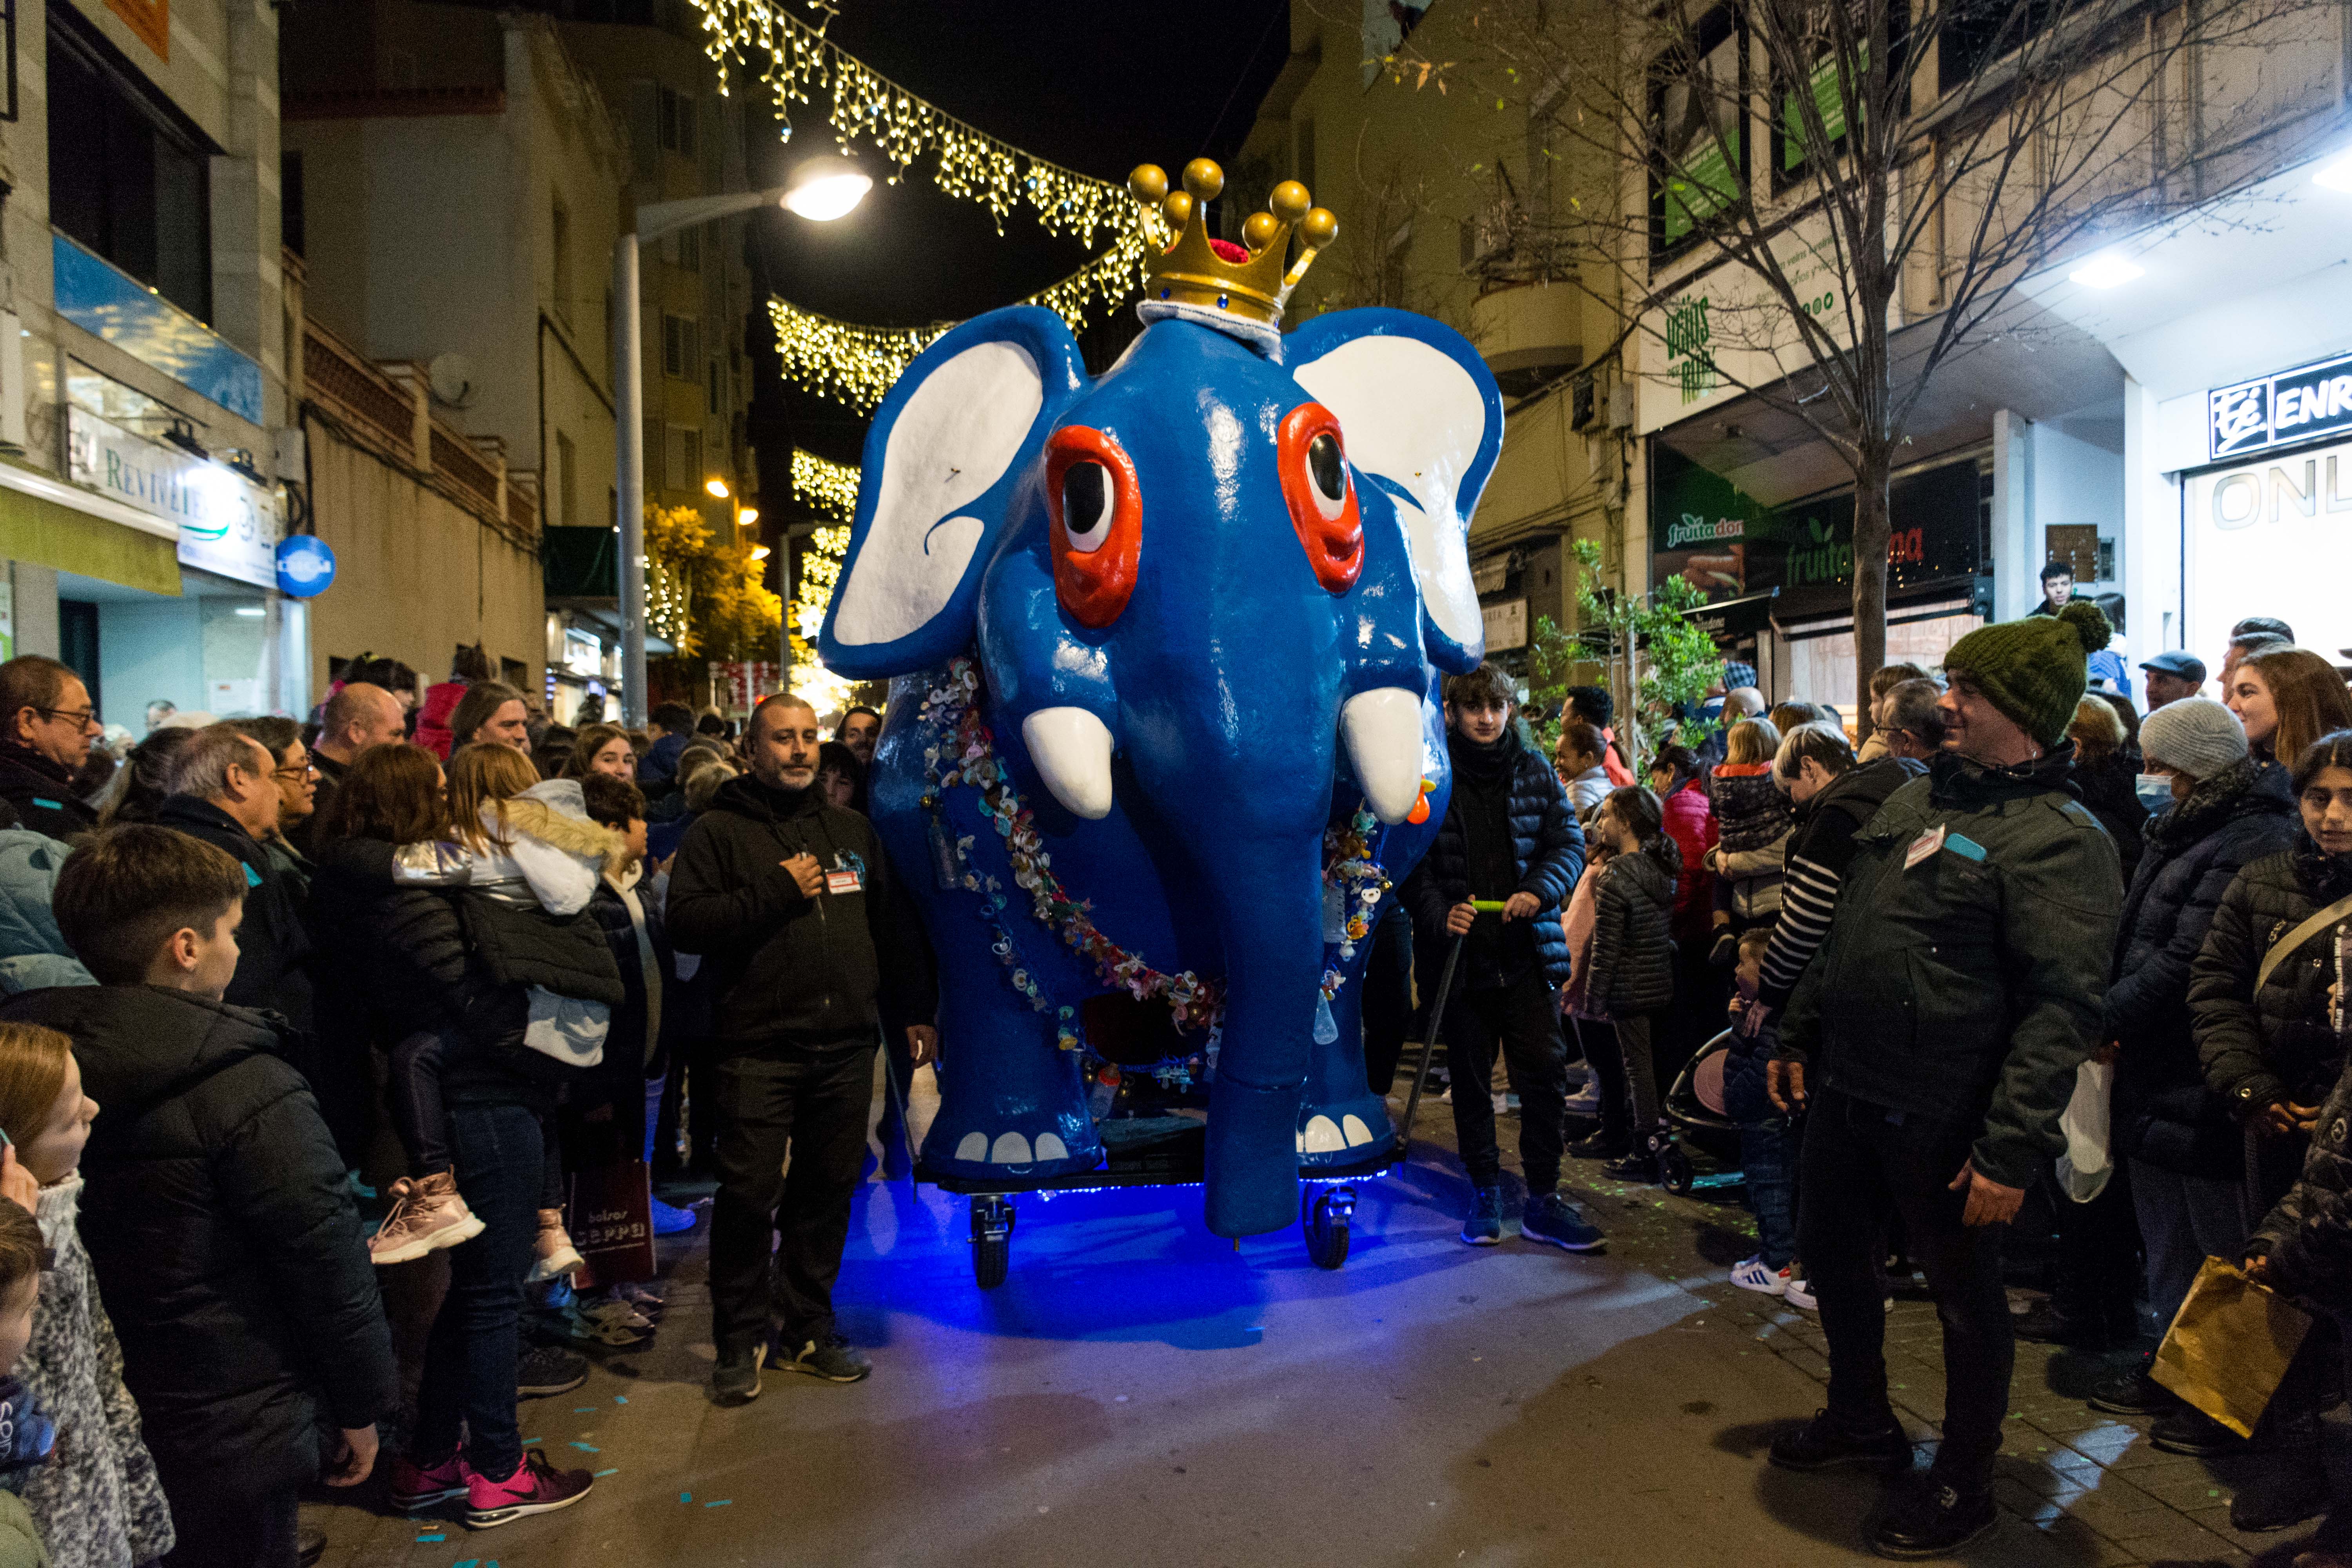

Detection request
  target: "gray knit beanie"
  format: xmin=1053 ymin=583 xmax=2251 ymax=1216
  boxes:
xmin=2140 ymin=697 xmax=2249 ymax=780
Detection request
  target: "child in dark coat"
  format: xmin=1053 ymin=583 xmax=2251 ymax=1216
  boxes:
xmin=1581 ymin=787 xmax=1681 ymax=1184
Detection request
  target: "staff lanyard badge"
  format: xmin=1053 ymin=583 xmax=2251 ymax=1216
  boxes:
xmin=824 ymin=851 xmax=865 ymax=897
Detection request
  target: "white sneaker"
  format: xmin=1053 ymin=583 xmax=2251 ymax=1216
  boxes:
xmin=1564 ymin=1083 xmax=1602 ymax=1115
xmin=1783 ymin=1276 xmax=1819 ymax=1311
xmin=1730 ymin=1254 xmax=1791 ymax=1296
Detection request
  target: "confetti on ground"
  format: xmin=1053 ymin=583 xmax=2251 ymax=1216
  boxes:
xmin=415 ymin=1535 xmax=445 ymax=1544
xmin=574 ymin=1406 xmax=597 ymax=1413
xmin=614 ymin=1395 xmax=629 ymax=1404
xmin=571 ymin=1442 xmax=600 ymax=1452
xmin=706 ymin=1499 xmax=733 ymax=1508
xmin=595 ymin=1468 xmax=619 ymax=1477
xmin=680 ymin=1492 xmax=691 ymax=1503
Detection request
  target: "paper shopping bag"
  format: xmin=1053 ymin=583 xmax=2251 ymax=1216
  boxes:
xmin=2148 ymin=1257 xmax=2313 ymax=1438
xmin=566 ymin=1159 xmax=655 ymax=1287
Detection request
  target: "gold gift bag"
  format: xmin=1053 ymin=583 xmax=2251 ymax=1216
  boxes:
xmin=2148 ymin=1257 xmax=2314 ymax=1438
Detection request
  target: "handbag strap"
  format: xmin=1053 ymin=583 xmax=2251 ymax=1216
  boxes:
xmin=2254 ymin=891 xmax=2352 ymax=996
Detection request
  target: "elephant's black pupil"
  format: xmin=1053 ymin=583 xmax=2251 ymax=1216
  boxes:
xmin=1308 ymin=432 xmax=1345 ymax=501
xmin=1063 ymin=463 xmax=1109 ymax=533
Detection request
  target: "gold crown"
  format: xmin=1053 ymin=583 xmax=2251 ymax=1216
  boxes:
xmin=1128 ymin=158 xmax=1338 ymax=330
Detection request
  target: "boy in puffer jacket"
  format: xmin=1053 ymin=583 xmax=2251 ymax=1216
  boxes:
xmin=370 ymin=750 xmax=626 ymax=1275
xmin=1705 ymin=718 xmax=1792 ymax=964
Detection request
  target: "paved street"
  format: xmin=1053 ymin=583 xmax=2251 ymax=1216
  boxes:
xmin=305 ymin=1075 xmax=2338 ymax=1568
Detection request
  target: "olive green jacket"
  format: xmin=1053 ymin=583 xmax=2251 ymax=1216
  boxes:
xmin=1778 ymin=748 xmax=2121 ymax=1189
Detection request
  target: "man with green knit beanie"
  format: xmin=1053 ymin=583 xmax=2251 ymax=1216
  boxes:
xmin=1762 ymin=600 xmax=2122 ymax=1558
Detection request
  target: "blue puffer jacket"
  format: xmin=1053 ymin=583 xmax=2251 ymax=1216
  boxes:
xmin=1403 ymin=733 xmax=1586 ymax=987
xmin=0 ymin=828 xmax=93 ymax=994
xmin=2108 ymin=757 xmax=2298 ymax=1177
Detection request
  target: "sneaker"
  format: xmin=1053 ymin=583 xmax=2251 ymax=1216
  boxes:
xmin=1768 ymin=1408 xmax=1914 ymax=1474
xmin=464 ymin=1449 xmax=594 ymax=1529
xmin=1730 ymin=1254 xmax=1791 ymax=1296
xmin=1869 ymin=1475 xmax=1996 ymax=1558
xmin=2231 ymin=1446 xmax=2329 ymax=1532
xmin=2011 ymin=1298 xmax=2122 ymax=1350
xmin=1783 ymin=1276 xmax=1819 ymax=1311
xmin=779 ymin=1332 xmax=872 ymax=1383
xmin=1564 ymin=1082 xmax=1602 ymax=1116
xmin=526 ymin=1209 xmax=584 ymax=1284
xmin=387 ymin=1450 xmax=468 ymax=1512
xmin=574 ymin=1292 xmax=655 ymax=1334
xmin=2088 ymin=1354 xmax=2178 ymax=1416
xmin=2150 ymin=1404 xmax=2250 ymax=1457
xmin=650 ymin=1196 xmax=698 ymax=1235
xmin=1519 ymin=1191 xmax=1605 ymax=1252
xmin=1568 ymin=1129 xmax=1629 ymax=1161
xmin=1460 ymin=1185 xmax=1504 ymax=1246
xmin=1600 ymin=1150 xmax=1659 ymax=1183
xmin=368 ymin=1172 xmax=485 ymax=1266
xmin=711 ymin=1341 xmax=765 ymax=1405
xmin=515 ymin=1343 xmax=587 ymax=1399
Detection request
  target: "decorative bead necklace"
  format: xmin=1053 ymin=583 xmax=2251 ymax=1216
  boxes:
xmin=915 ymin=657 xmax=1393 ymax=1049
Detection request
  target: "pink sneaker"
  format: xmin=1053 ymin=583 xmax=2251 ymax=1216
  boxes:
xmin=465 ymin=1449 xmax=594 ymax=1529
xmin=386 ymin=1450 xmax=467 ymax=1512
xmin=370 ymin=1172 xmax=485 ymax=1265
xmin=526 ymin=1208 xmax=584 ymax=1283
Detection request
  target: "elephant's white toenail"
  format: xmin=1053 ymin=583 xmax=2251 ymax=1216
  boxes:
xmin=1341 ymin=1115 xmax=1374 ymax=1146
xmin=1301 ymin=1115 xmax=1344 ymax=1152
xmin=1034 ymin=1132 xmax=1069 ymax=1160
xmin=955 ymin=1132 xmax=987 ymax=1162
xmin=990 ymin=1132 xmax=1033 ymax=1163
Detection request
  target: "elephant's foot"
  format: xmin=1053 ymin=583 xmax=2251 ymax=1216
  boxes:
xmin=1296 ymin=1085 xmax=1399 ymax=1167
xmin=1203 ymin=1073 xmax=1304 ymax=1238
xmin=921 ymin=1114 xmax=1102 ymax=1180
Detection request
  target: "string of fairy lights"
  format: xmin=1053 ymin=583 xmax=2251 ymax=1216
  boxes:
xmin=688 ymin=0 xmax=1156 ymax=411
xmin=789 ymin=446 xmax=861 ymax=520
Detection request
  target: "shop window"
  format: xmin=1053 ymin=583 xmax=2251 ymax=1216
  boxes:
xmin=47 ymin=8 xmax=215 ymax=323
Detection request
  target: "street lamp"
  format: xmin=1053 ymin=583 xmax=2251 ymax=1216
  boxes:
xmin=610 ymin=154 xmax=869 ymax=725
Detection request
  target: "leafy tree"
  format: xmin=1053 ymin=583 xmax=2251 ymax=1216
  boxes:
xmin=644 ymin=503 xmax=780 ymax=663
xmin=1566 ymin=538 xmax=1724 ymax=774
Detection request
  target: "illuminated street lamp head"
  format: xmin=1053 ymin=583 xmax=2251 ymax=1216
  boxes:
xmin=780 ymin=154 xmax=871 ymax=222
xmin=750 ymin=544 xmax=772 ymax=560
xmin=705 ymin=477 xmax=730 ymax=499
xmin=737 ymin=506 xmax=759 ymax=526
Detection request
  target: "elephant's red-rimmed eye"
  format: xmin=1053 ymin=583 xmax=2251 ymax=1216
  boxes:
xmin=1045 ymin=425 xmax=1141 ymax=627
xmin=1278 ymin=401 xmax=1362 ymax=593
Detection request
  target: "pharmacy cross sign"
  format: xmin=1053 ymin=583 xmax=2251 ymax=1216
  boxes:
xmin=2209 ymin=350 xmax=2352 ymax=461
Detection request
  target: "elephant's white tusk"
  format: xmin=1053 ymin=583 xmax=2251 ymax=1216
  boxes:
xmin=1021 ymin=707 xmax=1116 ymax=820
xmin=1342 ymin=687 xmax=1425 ymax=825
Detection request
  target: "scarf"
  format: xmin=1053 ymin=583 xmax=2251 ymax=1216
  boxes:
xmin=1447 ymin=729 xmax=1519 ymax=795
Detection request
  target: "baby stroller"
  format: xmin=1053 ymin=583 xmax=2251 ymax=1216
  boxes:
xmin=1660 ymin=1028 xmax=1746 ymax=1195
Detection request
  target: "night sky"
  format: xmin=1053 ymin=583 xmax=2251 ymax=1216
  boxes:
xmin=740 ymin=0 xmax=1294 ymax=477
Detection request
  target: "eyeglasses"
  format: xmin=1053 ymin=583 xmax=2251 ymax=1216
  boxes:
xmin=272 ymin=763 xmax=315 ymax=782
xmin=32 ymin=707 xmax=96 ymax=729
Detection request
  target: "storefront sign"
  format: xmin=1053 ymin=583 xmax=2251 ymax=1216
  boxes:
xmin=1482 ymin=598 xmax=1528 ymax=653
xmin=1639 ymin=213 xmax=1853 ymax=433
xmin=67 ymin=408 xmax=283 ymax=591
xmin=1650 ymin=446 xmax=1982 ymax=603
xmin=2207 ymin=350 xmax=2352 ymax=461
xmin=274 ymin=535 xmax=335 ymax=598
xmin=2183 ymin=434 xmax=2352 ymax=669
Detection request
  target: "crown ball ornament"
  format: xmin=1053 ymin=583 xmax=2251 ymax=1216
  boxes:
xmin=1127 ymin=158 xmax=1337 ymax=357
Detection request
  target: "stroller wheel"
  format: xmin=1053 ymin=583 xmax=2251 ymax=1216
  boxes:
xmin=1659 ymin=1144 xmax=1695 ymax=1196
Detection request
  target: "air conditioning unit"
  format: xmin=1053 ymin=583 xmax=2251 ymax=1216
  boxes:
xmin=1607 ymin=382 xmax=1635 ymax=429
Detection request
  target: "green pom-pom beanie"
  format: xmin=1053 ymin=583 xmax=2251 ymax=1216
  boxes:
xmin=1942 ymin=600 xmax=2113 ymax=748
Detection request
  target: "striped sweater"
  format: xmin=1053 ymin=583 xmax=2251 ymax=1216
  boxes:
xmin=1755 ymin=757 xmax=1926 ymax=1011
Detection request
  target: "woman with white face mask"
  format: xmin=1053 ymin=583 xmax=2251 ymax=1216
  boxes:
xmin=2091 ymin=700 xmax=2298 ymax=1426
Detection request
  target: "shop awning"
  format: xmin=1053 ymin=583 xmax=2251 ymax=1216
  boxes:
xmin=0 ymin=457 xmax=181 ymax=595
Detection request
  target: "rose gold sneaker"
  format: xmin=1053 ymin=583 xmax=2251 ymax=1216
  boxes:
xmin=369 ymin=1172 xmax=486 ymax=1265
xmin=526 ymin=1208 xmax=584 ymax=1283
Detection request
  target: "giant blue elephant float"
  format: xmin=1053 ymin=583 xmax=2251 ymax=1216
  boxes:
xmin=817 ymin=159 xmax=1506 ymax=1240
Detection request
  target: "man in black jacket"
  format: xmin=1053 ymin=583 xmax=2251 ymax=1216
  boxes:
xmin=152 ymin=725 xmax=316 ymax=1032
xmin=0 ymin=655 xmax=99 ymax=839
xmin=4 ymin=824 xmax=396 ymax=1567
xmin=668 ymin=694 xmax=935 ymax=1404
xmin=1402 ymin=664 xmax=1598 ymax=1253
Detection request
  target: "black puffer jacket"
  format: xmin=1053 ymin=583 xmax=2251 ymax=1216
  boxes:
xmin=2250 ymin=1049 xmax=2352 ymax=1303
xmin=668 ymin=775 xmax=934 ymax=1048
xmin=0 ymin=744 xmax=89 ymax=841
xmin=1583 ymin=851 xmax=1675 ymax=1017
xmin=2076 ymin=750 xmax=2149 ymax=887
xmin=2189 ymin=833 xmax=2352 ymax=1121
xmin=1403 ymin=733 xmax=1584 ymax=988
xmin=0 ymin=985 xmax=395 ymax=1494
xmin=2107 ymin=759 xmax=2298 ymax=1176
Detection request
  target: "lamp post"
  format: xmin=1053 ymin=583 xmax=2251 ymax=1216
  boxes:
xmin=610 ymin=156 xmax=869 ymax=725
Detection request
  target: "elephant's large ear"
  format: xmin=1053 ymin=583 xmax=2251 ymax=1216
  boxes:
xmin=819 ymin=307 xmax=1089 ymax=677
xmin=1286 ymin=309 xmax=1504 ymax=674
